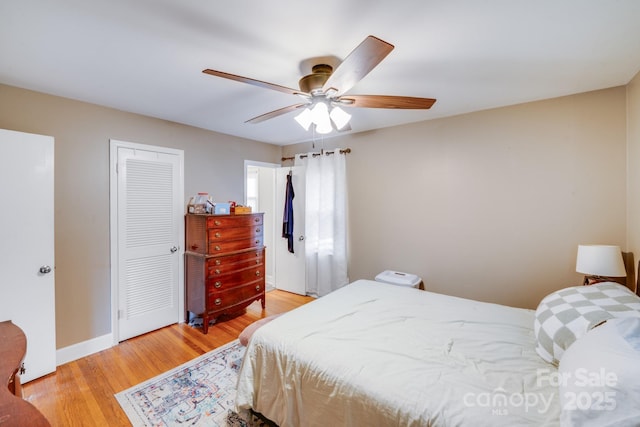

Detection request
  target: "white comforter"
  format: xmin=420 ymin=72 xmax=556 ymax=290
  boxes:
xmin=236 ymin=280 xmax=560 ymax=426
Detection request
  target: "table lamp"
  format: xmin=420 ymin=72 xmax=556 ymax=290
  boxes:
xmin=575 ymin=244 xmax=626 ymax=286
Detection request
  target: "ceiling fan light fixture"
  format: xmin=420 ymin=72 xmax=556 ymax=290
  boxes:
xmin=311 ymin=103 xmax=332 ymax=134
xmin=294 ymin=101 xmax=352 ymax=133
xmin=310 ymin=102 xmax=328 ymax=122
xmin=329 ymin=106 xmax=351 ymax=130
xmin=315 ymin=120 xmax=333 ymax=134
xmin=294 ymin=107 xmax=313 ymax=131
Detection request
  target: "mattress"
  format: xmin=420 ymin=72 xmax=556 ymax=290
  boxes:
xmin=236 ymin=280 xmax=560 ymax=426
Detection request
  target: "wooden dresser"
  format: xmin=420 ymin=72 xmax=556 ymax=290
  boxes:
xmin=0 ymin=321 xmax=50 ymax=426
xmin=185 ymin=213 xmax=265 ymax=334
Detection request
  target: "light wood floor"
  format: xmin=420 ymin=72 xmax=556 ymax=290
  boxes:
xmin=22 ymin=290 xmax=314 ymax=426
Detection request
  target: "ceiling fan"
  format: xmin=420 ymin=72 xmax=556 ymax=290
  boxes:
xmin=202 ymin=35 xmax=436 ymax=134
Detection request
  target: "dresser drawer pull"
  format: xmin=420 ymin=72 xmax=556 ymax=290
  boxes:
xmin=255 ymin=240 xmax=260 ymax=245
xmin=215 ymin=269 xmax=221 ymax=275
xmin=215 ymin=245 xmax=221 ymax=251
xmin=215 ymin=232 xmax=221 ymax=238
xmin=215 ymin=220 xmax=221 ymax=226
xmin=214 ymin=298 xmax=222 ymax=306
xmin=215 ymin=259 xmax=221 ymax=266
xmin=255 ymin=270 xmax=261 ymax=276
xmin=254 ymin=217 xmax=260 ymax=222
xmin=256 ymin=285 xmax=261 ymax=291
xmin=256 ymin=259 xmax=260 ymax=264
xmin=214 ymin=281 xmax=222 ymax=288
xmin=256 ymin=228 xmax=261 ymax=233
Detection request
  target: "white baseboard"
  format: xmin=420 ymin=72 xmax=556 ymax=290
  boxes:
xmin=56 ymin=332 xmax=114 ymax=366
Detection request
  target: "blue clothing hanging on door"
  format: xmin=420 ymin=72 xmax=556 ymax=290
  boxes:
xmin=282 ymin=171 xmax=295 ymax=253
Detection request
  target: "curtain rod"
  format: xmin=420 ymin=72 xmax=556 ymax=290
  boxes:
xmin=281 ymin=148 xmax=351 ymax=162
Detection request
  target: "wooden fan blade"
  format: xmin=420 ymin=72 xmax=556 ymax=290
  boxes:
xmin=322 ymin=36 xmax=394 ymax=97
xmin=245 ymin=103 xmax=309 ymax=124
xmin=203 ymin=69 xmax=305 ymax=96
xmin=336 ymin=95 xmax=436 ymax=109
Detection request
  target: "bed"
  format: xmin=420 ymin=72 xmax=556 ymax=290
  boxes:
xmin=236 ymin=280 xmax=640 ymax=426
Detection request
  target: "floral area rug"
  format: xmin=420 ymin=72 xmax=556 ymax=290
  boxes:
xmin=115 ymin=339 xmax=265 ymax=426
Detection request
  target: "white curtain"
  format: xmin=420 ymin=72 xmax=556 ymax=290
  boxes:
xmin=295 ymin=150 xmax=349 ymax=296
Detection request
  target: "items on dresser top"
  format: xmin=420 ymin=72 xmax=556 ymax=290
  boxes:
xmin=185 ymin=213 xmax=266 ymax=334
xmin=187 ymin=193 xmax=213 ymax=214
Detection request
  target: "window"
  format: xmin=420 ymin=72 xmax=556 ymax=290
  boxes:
xmin=246 ymin=167 xmax=259 ymax=211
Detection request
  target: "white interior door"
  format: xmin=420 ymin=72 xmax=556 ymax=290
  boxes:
xmin=275 ymin=166 xmax=306 ymax=295
xmin=0 ymin=128 xmax=56 ymax=382
xmin=111 ymin=140 xmax=184 ymax=342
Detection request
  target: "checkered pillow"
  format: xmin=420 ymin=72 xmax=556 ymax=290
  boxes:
xmin=534 ymin=282 xmax=640 ymax=365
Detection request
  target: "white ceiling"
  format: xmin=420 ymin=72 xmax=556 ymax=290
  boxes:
xmin=2 ymin=1 xmax=640 ymax=146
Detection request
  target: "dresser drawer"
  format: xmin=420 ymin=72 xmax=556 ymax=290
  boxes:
xmin=208 ymin=236 xmax=263 ymax=254
xmin=208 ymin=225 xmax=262 ymax=242
xmin=185 ymin=213 xmax=264 ymax=254
xmin=207 ymin=265 xmax=265 ymax=291
xmin=208 ymin=279 xmax=265 ymax=310
xmin=207 ymin=249 xmax=264 ymax=275
xmin=206 ymin=214 xmax=263 ymax=229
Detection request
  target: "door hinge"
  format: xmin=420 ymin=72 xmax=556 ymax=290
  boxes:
xmin=115 ymin=162 xmax=118 ymax=173
xmin=118 ymin=309 xmax=124 ymax=319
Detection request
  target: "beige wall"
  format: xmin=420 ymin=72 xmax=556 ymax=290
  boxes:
xmin=0 ymin=81 xmax=632 ymax=349
xmin=283 ymin=87 xmax=628 ymax=309
xmin=627 ymin=70 xmax=640 ymax=291
xmin=0 ymin=84 xmax=281 ymax=348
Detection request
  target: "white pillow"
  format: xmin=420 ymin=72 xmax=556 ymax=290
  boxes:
xmin=558 ymin=317 xmax=640 ymax=426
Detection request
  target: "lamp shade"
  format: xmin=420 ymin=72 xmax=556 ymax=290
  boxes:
xmin=576 ymin=245 xmax=626 ymax=277
xmin=329 ymin=106 xmax=351 ymax=130
xmin=294 ymin=108 xmax=312 ymax=131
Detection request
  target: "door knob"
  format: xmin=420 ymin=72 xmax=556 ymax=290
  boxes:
xmin=170 ymin=246 xmax=178 ymax=253
xmin=39 ymin=265 xmax=52 ymax=274
xmin=298 ymin=236 xmax=305 ymax=241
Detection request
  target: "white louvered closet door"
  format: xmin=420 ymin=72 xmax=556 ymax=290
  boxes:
xmin=114 ymin=142 xmax=184 ymax=341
